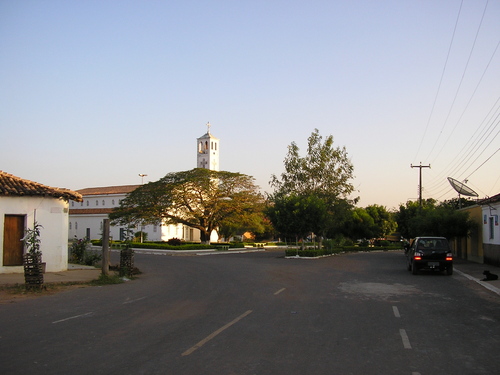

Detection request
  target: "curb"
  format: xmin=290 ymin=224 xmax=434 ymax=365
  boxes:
xmin=454 ymin=268 xmax=500 ymax=296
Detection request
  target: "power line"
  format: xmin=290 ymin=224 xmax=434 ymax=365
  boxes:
xmin=427 ymin=38 xmax=500 ymax=165
xmin=424 ymin=99 xmax=500 ymax=190
xmin=424 ymin=0 xmax=491 ymax=163
xmin=465 ymin=148 xmax=500 ymax=180
xmin=412 ymin=0 xmax=464 ymax=163
xmin=459 ymin=132 xmax=500 ymax=180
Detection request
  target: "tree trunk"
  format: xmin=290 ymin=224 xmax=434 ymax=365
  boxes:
xmin=200 ymin=229 xmax=211 ymax=244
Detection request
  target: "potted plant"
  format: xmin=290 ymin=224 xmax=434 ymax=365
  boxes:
xmin=22 ymin=221 xmax=44 ymax=288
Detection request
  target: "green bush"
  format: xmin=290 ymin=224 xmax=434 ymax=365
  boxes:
xmin=70 ymin=238 xmax=102 ymax=266
xmin=285 ymin=247 xmax=342 ymax=257
xmin=358 ymin=239 xmax=370 ymax=247
xmin=167 ymin=238 xmax=183 ymax=246
xmin=134 ymin=231 xmax=148 ymax=242
xmin=285 ymin=242 xmax=402 ymax=257
xmin=229 ymin=242 xmax=245 ymax=249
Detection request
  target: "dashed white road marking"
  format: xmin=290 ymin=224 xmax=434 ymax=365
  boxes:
xmin=274 ymin=288 xmax=286 ymax=295
xmin=123 ymin=296 xmax=147 ymax=304
xmin=182 ymin=310 xmax=253 ymax=356
xmin=52 ymin=312 xmax=93 ymax=324
xmin=399 ymin=329 xmax=412 ymax=349
xmin=392 ymin=306 xmax=401 ymax=318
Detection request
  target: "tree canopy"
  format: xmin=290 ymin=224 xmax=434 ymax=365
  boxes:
xmin=270 ymin=128 xmax=356 ymax=201
xmin=266 ymin=193 xmax=329 ymax=244
xmin=395 ymin=199 xmax=476 ymax=239
xmin=341 ymin=205 xmax=396 ymax=240
xmin=110 ymin=168 xmax=263 ymax=243
xmin=267 ymin=129 xmax=357 ymax=243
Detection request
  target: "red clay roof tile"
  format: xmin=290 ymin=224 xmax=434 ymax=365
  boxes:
xmin=0 ymin=171 xmax=82 ymax=202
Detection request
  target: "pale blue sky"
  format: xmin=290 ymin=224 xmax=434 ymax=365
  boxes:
xmin=1 ymin=0 xmax=499 ymax=209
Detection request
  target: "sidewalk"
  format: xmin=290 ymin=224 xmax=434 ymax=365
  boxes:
xmin=0 ymin=264 xmax=101 ymax=286
xmin=453 ymin=259 xmax=500 ymax=296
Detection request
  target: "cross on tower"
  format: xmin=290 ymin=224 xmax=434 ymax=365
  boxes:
xmin=207 ymin=122 xmax=211 ymax=134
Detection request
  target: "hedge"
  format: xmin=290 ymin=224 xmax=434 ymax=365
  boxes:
xmin=285 ymin=244 xmax=402 ymax=257
xmin=90 ymin=240 xmax=245 ymax=251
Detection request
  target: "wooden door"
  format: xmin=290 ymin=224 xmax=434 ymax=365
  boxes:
xmin=3 ymin=215 xmax=25 ymax=266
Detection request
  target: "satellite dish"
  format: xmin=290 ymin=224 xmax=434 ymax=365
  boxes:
xmin=447 ymin=177 xmax=478 ymax=197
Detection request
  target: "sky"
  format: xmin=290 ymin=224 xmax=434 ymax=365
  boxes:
xmin=1 ymin=0 xmax=499 ymax=210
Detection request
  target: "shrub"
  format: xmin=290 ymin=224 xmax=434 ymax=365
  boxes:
xmin=167 ymin=238 xmax=183 ymax=246
xmin=134 ymin=231 xmax=148 ymax=242
xmin=285 ymin=247 xmax=342 ymax=257
xmin=70 ymin=237 xmax=102 ymax=266
xmin=374 ymin=239 xmax=390 ymax=247
xmin=358 ymin=239 xmax=370 ymax=247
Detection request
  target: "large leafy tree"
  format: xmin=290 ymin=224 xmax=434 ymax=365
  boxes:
xmin=270 ymin=129 xmax=356 ymax=200
xmin=395 ymin=199 xmax=475 ymax=239
xmin=218 ymin=201 xmax=269 ymax=242
xmin=341 ymin=205 xmax=397 ymax=241
xmin=110 ymin=168 xmax=262 ymax=244
xmin=395 ymin=199 xmax=436 ymax=239
xmin=364 ymin=204 xmax=397 ymax=238
xmin=342 ymin=208 xmax=378 ymax=240
xmin=268 ymin=129 xmax=357 ymax=244
xmin=266 ymin=193 xmax=329 ymax=246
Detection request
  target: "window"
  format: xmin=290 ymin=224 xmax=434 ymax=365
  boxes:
xmin=96 ymin=200 xmax=99 ymax=206
xmin=489 ymin=217 xmax=494 ymax=240
xmin=81 ymin=201 xmax=83 ymax=206
xmin=69 ymin=222 xmax=72 ymax=230
xmin=75 ymin=222 xmax=78 ymax=230
xmin=86 ymin=201 xmax=89 ymax=207
xmin=102 ymin=200 xmax=105 ymax=206
xmin=100 ymin=221 xmax=103 ymax=230
xmin=112 ymin=199 xmax=115 ymax=205
xmin=71 ymin=202 xmax=74 ymax=207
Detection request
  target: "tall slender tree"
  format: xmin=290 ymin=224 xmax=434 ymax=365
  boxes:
xmin=268 ymin=129 xmax=357 ymax=245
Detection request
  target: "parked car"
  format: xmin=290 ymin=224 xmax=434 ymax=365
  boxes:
xmin=405 ymin=237 xmax=453 ymax=275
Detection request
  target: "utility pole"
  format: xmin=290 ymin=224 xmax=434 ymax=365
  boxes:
xmin=411 ymin=163 xmax=431 ymax=207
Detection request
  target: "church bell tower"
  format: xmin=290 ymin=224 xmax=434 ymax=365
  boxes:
xmin=197 ymin=122 xmax=219 ymax=171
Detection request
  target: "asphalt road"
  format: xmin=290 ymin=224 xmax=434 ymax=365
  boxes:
xmin=1 ymin=250 xmax=499 ymax=375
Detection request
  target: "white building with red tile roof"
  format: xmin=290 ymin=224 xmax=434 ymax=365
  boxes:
xmin=0 ymin=171 xmax=82 ymax=273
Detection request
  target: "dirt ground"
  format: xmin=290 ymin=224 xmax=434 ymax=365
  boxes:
xmin=0 ymin=283 xmax=91 ymax=304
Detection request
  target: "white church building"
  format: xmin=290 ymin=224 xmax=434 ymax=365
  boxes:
xmin=69 ymin=126 xmax=220 ymax=243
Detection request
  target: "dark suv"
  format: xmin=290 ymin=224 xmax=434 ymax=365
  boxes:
xmin=406 ymin=237 xmax=453 ymax=275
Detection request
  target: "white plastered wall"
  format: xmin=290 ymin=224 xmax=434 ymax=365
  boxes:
xmin=0 ymin=196 xmax=70 ymax=273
